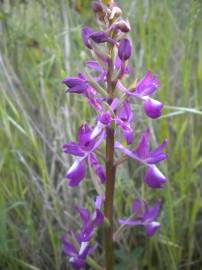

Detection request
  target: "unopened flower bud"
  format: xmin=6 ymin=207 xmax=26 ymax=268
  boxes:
xmin=92 ymin=1 xmax=103 ymax=13
xmin=118 ymin=38 xmax=132 ymax=61
xmin=114 ymin=19 xmax=131 ymax=33
xmin=109 ymin=6 xmax=122 ymax=20
xmin=90 ymin=31 xmax=108 ymax=43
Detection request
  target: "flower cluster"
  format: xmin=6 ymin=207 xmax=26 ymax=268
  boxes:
xmin=119 ymin=199 xmax=161 ymax=237
xmin=61 ymin=196 xmax=103 ymax=269
xmin=61 ymin=1 xmax=168 ymax=269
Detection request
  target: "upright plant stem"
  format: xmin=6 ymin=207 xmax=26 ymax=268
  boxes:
xmin=104 ymin=54 xmax=116 ymax=270
xmin=104 ymin=127 xmax=115 ymax=270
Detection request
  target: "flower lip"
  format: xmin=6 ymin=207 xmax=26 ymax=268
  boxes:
xmin=144 ymin=166 xmax=167 ymax=189
xmin=65 ymin=160 xmax=86 ymax=187
xmin=144 ymin=98 xmax=163 ymax=119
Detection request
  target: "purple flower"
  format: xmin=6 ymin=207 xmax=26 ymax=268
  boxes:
xmin=61 ymin=237 xmax=92 ymax=269
xmin=133 ymin=129 xmax=168 ymax=164
xmin=90 ymin=31 xmax=113 ymax=44
xmin=63 ymin=71 xmax=104 ymax=112
xmin=118 ymin=71 xmax=163 ymax=118
xmin=62 ymin=74 xmax=88 ymax=94
xmin=118 ymin=38 xmax=132 ymax=61
xmin=98 ymin=111 xmax=112 ymax=125
xmin=115 ymin=128 xmax=168 ymax=164
xmin=119 ymin=199 xmax=161 ymax=237
xmin=91 ymin=99 xmax=134 ymax=145
xmin=76 ymin=196 xmax=104 ymax=242
xmin=62 ymin=123 xmax=106 ymax=186
xmin=61 ymin=196 xmax=103 ymax=269
xmin=81 ymin=27 xmax=115 ymax=49
xmin=135 ymin=70 xmax=160 ymax=96
xmin=115 ymin=129 xmax=168 ymax=188
xmin=86 ymin=60 xmax=107 ymax=82
xmin=86 ymin=56 xmax=130 ymax=84
xmin=115 ymin=100 xmax=134 ymax=144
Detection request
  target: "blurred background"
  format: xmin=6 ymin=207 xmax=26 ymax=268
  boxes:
xmin=0 ymin=0 xmax=202 ymax=269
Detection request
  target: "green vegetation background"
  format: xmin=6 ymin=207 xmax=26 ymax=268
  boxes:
xmin=0 ymin=0 xmax=202 ymax=269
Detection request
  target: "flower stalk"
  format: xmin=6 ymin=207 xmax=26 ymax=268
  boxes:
xmin=104 ymin=127 xmax=115 ymax=270
xmin=104 ymin=44 xmax=116 ymax=270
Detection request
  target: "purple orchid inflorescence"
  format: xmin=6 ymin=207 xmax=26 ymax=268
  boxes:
xmin=61 ymin=1 xmax=168 ymax=269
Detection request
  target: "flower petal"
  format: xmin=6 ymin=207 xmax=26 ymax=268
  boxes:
xmin=62 ymin=142 xmax=84 ymax=157
xmin=116 ymin=119 xmax=133 ymax=144
xmin=122 ymin=125 xmax=133 ymax=145
xmin=112 ymin=19 xmax=131 ymax=33
xmin=117 ymin=100 xmax=133 ymax=122
xmin=77 ymin=123 xmax=95 ymax=152
xmin=115 ymin=141 xmax=140 ymax=162
xmin=70 ymin=257 xmax=85 ymax=269
xmin=134 ymin=129 xmax=150 ymax=159
xmin=66 ymin=160 xmax=86 ymax=186
xmin=97 ymin=112 xmax=112 ymax=126
xmin=76 ymin=207 xmax=90 ymax=225
xmin=143 ymin=200 xmax=161 ymax=222
xmin=86 ymin=60 xmax=107 ymax=82
xmin=144 ymin=98 xmax=163 ymax=119
xmin=145 ymin=222 xmax=161 ymax=237
xmin=131 ymin=199 xmax=145 ymax=216
xmin=148 ymin=139 xmax=168 ymax=163
xmin=92 ymin=209 xmax=104 ymax=227
xmin=81 ymin=26 xmax=93 ymax=49
xmin=95 ymin=195 xmax=102 ymax=209
xmin=136 ymin=71 xmax=160 ymax=96
xmin=90 ymin=31 xmax=115 ymax=45
xmin=89 ymin=153 xmax=106 ymax=183
xmin=78 ymin=241 xmax=91 ymax=258
xmin=62 ymin=77 xmax=88 ymax=94
xmin=61 ymin=236 xmax=77 ymax=257
xmin=90 ymin=122 xmax=105 ymax=140
xmin=150 ymin=139 xmax=168 ymax=156
xmin=144 ymin=166 xmax=167 ymax=189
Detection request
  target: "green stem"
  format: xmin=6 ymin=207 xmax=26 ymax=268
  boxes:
xmin=86 ymin=256 xmax=104 ymax=270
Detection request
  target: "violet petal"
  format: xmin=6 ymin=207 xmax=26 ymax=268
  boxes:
xmin=144 ymin=166 xmax=167 ymax=189
xmin=66 ymin=160 xmax=86 ymax=186
xmin=144 ymin=98 xmax=163 ymax=119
